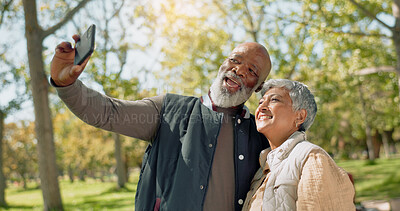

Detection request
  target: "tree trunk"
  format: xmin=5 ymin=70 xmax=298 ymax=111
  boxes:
xmin=372 ymin=131 xmax=381 ymax=159
xmin=68 ymin=165 xmax=74 ymax=183
xmin=22 ymin=1 xmax=63 ymax=210
xmin=113 ymin=133 xmax=126 ymax=188
xmin=79 ymin=169 xmax=86 ymax=182
xmin=0 ymin=111 xmax=7 ymax=207
xmin=21 ymin=174 xmax=27 ymax=190
xmin=392 ymin=0 xmax=400 ymax=106
xmin=358 ymin=85 xmax=375 ymax=160
xmin=381 ymin=130 xmax=392 ymax=158
xmin=124 ymin=152 xmax=130 ymax=182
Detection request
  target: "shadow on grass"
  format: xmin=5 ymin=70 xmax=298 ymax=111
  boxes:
xmin=63 ymin=185 xmax=135 ymax=210
xmin=363 ymin=160 xmax=377 ymax=166
xmin=356 ymin=171 xmax=400 ymax=200
xmin=99 ymin=186 xmax=134 ymax=195
xmin=14 ymin=188 xmax=40 ymax=194
xmin=64 ymin=197 xmax=133 ymax=210
xmin=0 ymin=204 xmax=35 ymax=210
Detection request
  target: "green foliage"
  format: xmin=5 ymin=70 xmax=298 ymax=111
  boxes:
xmin=141 ymin=0 xmax=231 ymax=96
xmin=135 ymin=0 xmax=400 ymax=157
xmin=337 ymin=157 xmax=400 ymax=202
xmin=53 ymin=111 xmax=115 ymax=180
xmin=2 ymin=121 xmax=37 ymax=187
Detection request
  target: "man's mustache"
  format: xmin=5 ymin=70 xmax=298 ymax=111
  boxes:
xmin=222 ymin=72 xmax=244 ymax=87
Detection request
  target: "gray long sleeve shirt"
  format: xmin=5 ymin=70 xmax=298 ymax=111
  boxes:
xmin=55 ymin=79 xmax=164 ymax=142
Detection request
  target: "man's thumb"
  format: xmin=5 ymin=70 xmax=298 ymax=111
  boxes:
xmin=70 ymin=65 xmax=83 ymax=77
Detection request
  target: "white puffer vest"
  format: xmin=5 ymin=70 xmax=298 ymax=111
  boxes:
xmin=262 ymin=131 xmax=328 ymax=211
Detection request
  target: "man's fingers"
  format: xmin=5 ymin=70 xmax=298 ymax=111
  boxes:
xmin=80 ymin=56 xmax=91 ymax=67
xmin=55 ymin=41 xmax=74 ymax=53
xmin=72 ymin=34 xmax=81 ymax=43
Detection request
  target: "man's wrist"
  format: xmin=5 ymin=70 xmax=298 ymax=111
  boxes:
xmin=49 ymin=77 xmax=73 ymax=87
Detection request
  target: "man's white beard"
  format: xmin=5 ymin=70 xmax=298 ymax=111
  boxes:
xmin=209 ymin=72 xmax=257 ymax=108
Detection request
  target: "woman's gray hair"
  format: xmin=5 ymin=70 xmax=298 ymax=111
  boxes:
xmin=261 ymin=79 xmax=317 ymax=131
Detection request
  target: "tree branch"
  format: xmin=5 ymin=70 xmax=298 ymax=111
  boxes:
xmin=242 ymin=0 xmax=257 ymax=42
xmin=0 ymin=0 xmax=14 ymax=26
xmin=212 ymin=0 xmax=238 ymax=28
xmin=274 ymin=15 xmax=391 ymax=38
xmin=348 ymin=0 xmax=392 ymax=30
xmin=355 ymin=66 xmax=397 ymax=75
xmin=43 ymin=0 xmax=92 ymax=38
xmin=322 ymin=28 xmax=391 ymax=38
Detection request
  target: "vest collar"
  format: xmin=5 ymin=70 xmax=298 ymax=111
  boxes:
xmin=200 ymin=94 xmax=251 ymax=119
xmin=259 ymin=131 xmax=306 ymax=173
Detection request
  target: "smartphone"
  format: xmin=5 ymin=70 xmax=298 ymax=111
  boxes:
xmin=74 ymin=24 xmax=96 ymax=65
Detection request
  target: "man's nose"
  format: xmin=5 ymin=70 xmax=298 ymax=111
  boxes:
xmin=232 ymin=65 xmax=246 ymax=76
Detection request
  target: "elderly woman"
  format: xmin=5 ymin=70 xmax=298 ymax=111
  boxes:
xmin=242 ymin=79 xmax=355 ymax=210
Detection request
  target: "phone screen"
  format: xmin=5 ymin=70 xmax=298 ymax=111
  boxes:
xmin=74 ymin=24 xmax=96 ymax=65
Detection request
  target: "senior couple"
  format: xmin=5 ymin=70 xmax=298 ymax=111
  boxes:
xmin=51 ymin=35 xmax=355 ymax=210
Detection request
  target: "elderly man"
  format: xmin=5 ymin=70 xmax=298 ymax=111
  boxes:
xmin=50 ymin=35 xmax=272 ymax=211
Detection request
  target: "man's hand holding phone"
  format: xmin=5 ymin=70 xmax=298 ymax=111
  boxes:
xmin=51 ymin=25 xmax=95 ymax=87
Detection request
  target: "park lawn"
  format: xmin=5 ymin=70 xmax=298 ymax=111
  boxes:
xmin=3 ymin=176 xmax=139 ymax=211
xmin=336 ymin=157 xmax=400 ymax=203
xmin=2 ymin=158 xmax=400 ymax=210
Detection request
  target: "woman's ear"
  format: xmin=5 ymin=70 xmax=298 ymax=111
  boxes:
xmin=296 ymin=109 xmax=307 ymax=125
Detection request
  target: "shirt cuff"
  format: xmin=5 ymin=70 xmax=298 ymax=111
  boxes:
xmin=50 ymin=77 xmax=83 ymax=99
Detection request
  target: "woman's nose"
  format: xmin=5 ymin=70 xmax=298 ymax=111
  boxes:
xmin=259 ymin=100 xmax=270 ymax=111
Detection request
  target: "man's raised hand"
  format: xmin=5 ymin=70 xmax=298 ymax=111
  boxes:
xmin=50 ymin=35 xmax=90 ymax=87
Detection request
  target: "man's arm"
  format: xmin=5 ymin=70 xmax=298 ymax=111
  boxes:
xmin=50 ymin=35 xmax=163 ymax=142
xmin=53 ymin=79 xmax=164 ymax=142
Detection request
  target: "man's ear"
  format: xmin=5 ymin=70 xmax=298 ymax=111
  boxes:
xmin=255 ymin=82 xmax=264 ymax=93
xmin=296 ymin=109 xmax=307 ymax=125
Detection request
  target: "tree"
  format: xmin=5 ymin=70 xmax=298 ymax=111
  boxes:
xmin=69 ymin=0 xmax=154 ymax=188
xmin=21 ymin=0 xmax=91 ymax=209
xmin=211 ymin=0 xmax=399 ymax=159
xmin=0 ymin=110 xmax=5 ymax=207
xmin=0 ymin=100 xmax=26 ymax=206
xmin=53 ymin=110 xmax=114 ymax=183
xmin=85 ymin=0 xmax=129 ymax=188
xmin=291 ymin=0 xmax=399 ymax=159
xmin=3 ymin=121 xmax=37 ymax=190
xmin=139 ymin=0 xmax=231 ymax=96
xmin=0 ymin=1 xmax=28 ymax=204
xmin=142 ymin=0 xmax=400 ymax=160
xmin=345 ymin=0 xmax=400 ymax=102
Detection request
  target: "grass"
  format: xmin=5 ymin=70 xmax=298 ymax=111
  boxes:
xmin=2 ymin=176 xmax=139 ymax=210
xmin=1 ymin=158 xmax=400 ymax=210
xmin=336 ymin=157 xmax=400 ymax=203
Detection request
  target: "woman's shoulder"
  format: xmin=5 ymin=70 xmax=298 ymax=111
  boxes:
xmin=295 ymin=140 xmax=331 ymax=157
xmin=290 ymin=140 xmax=326 ymax=157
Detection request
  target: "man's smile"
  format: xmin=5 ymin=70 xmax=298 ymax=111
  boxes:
xmin=223 ymin=75 xmax=242 ymax=92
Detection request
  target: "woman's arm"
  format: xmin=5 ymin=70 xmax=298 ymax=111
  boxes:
xmin=297 ymin=149 xmax=356 ymax=210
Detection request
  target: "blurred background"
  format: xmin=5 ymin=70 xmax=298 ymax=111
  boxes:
xmin=0 ymin=0 xmax=399 ymax=210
